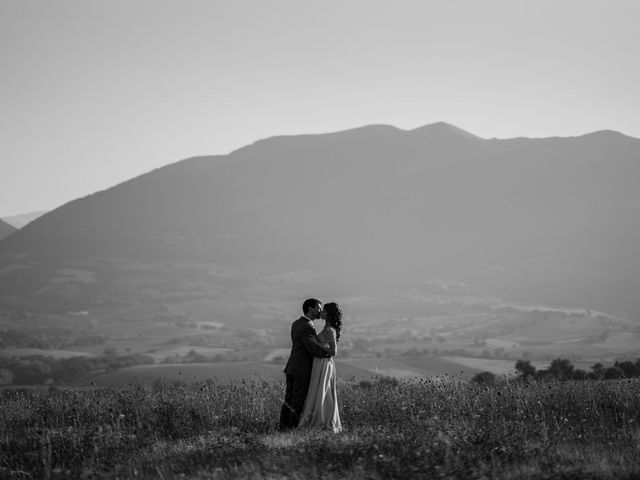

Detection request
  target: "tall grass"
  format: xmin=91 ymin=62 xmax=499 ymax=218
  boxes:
xmin=1 ymin=377 xmax=639 ymax=479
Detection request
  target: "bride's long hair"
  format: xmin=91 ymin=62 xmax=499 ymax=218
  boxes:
xmin=324 ymin=302 xmax=343 ymax=342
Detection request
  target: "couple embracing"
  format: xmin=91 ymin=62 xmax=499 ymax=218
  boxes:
xmin=278 ymin=298 xmax=343 ymax=433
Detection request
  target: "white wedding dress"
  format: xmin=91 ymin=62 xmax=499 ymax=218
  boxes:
xmin=298 ymin=326 xmax=342 ymax=433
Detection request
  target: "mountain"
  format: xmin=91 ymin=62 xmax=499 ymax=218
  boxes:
xmin=0 ymin=218 xmax=16 ymax=240
xmin=1 ymin=122 xmax=640 ymax=316
xmin=2 ymin=210 xmax=48 ymax=229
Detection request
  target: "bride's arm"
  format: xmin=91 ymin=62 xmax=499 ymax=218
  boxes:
xmin=326 ymin=328 xmax=337 ymax=357
xmin=318 ymin=341 xmax=332 ymax=355
xmin=316 ymin=334 xmax=332 ymax=355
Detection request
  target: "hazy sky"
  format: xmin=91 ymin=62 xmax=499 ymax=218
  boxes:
xmin=1 ymin=0 xmax=639 ymax=217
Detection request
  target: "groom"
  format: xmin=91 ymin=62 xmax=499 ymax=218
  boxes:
xmin=278 ymin=298 xmax=331 ymax=431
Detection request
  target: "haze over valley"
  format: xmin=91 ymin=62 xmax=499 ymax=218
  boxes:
xmin=1 ymin=123 xmax=639 ymax=386
xmin=1 ymin=211 xmax=48 ymax=230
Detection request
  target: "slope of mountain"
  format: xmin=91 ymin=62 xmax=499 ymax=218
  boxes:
xmin=0 ymin=218 xmax=17 ymax=240
xmin=2 ymin=210 xmax=48 ymax=229
xmin=1 ymin=123 xmax=639 ymax=316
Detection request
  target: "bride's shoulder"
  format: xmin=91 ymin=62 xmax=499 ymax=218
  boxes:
xmin=324 ymin=326 xmax=337 ymax=336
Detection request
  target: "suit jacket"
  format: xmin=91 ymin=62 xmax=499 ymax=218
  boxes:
xmin=284 ymin=316 xmax=330 ymax=377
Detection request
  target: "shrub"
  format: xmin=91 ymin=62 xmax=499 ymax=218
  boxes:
xmin=471 ymin=371 xmax=496 ymax=384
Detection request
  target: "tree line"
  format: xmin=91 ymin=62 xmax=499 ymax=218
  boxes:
xmin=0 ymin=352 xmax=154 ymax=386
xmin=514 ymin=358 xmax=640 ymax=381
xmin=471 ymin=357 xmax=640 ymax=384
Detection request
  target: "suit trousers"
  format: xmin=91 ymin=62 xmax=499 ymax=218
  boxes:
xmin=278 ymin=373 xmax=311 ymax=430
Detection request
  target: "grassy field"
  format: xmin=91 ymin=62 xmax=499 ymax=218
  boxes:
xmin=1 ymin=378 xmax=639 ymax=479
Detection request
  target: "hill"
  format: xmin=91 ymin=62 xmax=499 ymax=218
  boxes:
xmin=1 ymin=122 xmax=639 ymax=319
xmin=2 ymin=210 xmax=48 ymax=229
xmin=0 ymin=218 xmax=16 ymax=240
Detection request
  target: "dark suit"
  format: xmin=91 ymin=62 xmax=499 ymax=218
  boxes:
xmin=278 ymin=316 xmax=330 ymax=430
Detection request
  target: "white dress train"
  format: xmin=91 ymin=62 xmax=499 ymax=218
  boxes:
xmin=298 ymin=326 xmax=342 ymax=433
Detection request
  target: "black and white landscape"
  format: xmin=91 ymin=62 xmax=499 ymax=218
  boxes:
xmin=3 ymin=2 xmax=640 ymax=478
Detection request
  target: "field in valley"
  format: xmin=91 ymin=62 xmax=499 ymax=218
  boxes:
xmin=2 ymin=260 xmax=640 ymax=391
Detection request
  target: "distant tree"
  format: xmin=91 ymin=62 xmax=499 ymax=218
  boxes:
xmin=515 ymin=360 xmax=536 ymax=380
xmin=615 ymin=361 xmax=639 ymax=378
xmin=572 ymin=369 xmax=588 ymax=380
xmin=270 ymin=355 xmax=286 ymax=364
xmin=534 ymin=370 xmax=556 ymax=382
xmin=603 ymin=366 xmax=625 ymax=380
xmin=591 ymin=363 xmax=604 ymax=380
xmin=472 ymin=371 xmax=496 ymax=385
xmin=548 ymin=358 xmax=574 ymax=381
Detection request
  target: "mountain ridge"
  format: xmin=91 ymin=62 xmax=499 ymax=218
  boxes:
xmin=1 ymin=210 xmax=48 ymax=229
xmin=1 ymin=122 xmax=639 ymax=316
xmin=243 ymin=122 xmax=639 ymax=145
xmin=0 ymin=218 xmax=16 ymax=240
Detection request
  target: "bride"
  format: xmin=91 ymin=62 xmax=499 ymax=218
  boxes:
xmin=297 ymin=302 xmax=343 ymax=433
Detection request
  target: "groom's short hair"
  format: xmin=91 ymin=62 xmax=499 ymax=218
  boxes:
xmin=302 ymin=298 xmax=321 ymax=315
